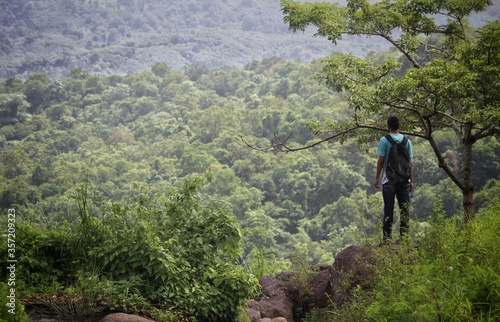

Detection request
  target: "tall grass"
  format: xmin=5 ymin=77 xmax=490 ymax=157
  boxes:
xmin=303 ymin=201 xmax=500 ymax=322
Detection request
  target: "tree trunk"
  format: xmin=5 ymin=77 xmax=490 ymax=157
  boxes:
xmin=427 ymin=131 xmax=476 ymax=221
xmin=462 ymin=140 xmax=475 ymax=222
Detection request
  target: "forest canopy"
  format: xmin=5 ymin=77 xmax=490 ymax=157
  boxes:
xmin=1 ymin=57 xmax=498 ymax=266
xmin=0 ymin=0 xmax=499 ymax=320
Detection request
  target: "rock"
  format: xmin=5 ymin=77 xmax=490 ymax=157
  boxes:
xmin=272 ymin=318 xmax=288 ymax=322
xmin=257 ymin=318 xmax=288 ymax=322
xmin=308 ymin=263 xmax=334 ymax=309
xmin=251 ymin=274 xmax=295 ymax=322
xmin=246 ymin=245 xmax=376 ymax=322
xmin=331 ymin=245 xmax=375 ymax=307
xmin=100 ymin=313 xmax=155 ymax=322
xmin=246 ymin=300 xmax=262 ymax=322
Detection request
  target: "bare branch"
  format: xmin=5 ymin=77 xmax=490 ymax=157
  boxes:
xmin=424 ymin=43 xmax=453 ymax=59
xmin=241 ymin=121 xmax=429 ymax=153
xmin=378 ymin=32 xmax=421 ymax=69
xmin=241 ymin=126 xmax=360 ymax=152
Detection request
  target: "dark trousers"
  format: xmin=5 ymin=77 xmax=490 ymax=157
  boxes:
xmin=382 ymin=183 xmax=410 ymax=240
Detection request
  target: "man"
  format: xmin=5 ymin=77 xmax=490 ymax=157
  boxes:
xmin=374 ymin=116 xmax=413 ymax=242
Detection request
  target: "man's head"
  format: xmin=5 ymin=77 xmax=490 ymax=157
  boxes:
xmin=387 ymin=116 xmax=400 ymax=131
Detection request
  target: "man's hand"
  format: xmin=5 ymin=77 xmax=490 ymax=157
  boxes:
xmin=374 ymin=178 xmax=380 ymax=189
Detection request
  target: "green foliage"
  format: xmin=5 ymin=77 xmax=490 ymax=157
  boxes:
xmin=290 ymin=246 xmax=315 ymax=305
xmin=371 ymin=204 xmax=500 ymax=321
xmin=0 ymin=53 xmax=499 ymax=320
xmin=0 ymin=176 xmax=257 ymax=321
xmin=315 ymin=202 xmax=500 ymax=322
xmin=245 ymin=247 xmax=291 ymax=279
xmin=0 ymin=282 xmax=29 ymax=321
xmin=1 ymin=56 xmax=499 ymax=268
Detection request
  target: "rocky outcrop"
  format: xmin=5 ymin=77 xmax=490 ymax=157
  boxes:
xmin=246 ymin=245 xmax=375 ymax=322
xmin=331 ymin=244 xmax=375 ymax=306
xmin=247 ymin=273 xmax=296 ymax=322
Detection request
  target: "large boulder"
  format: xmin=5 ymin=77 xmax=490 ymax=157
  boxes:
xmin=247 ymin=273 xmax=296 ymax=322
xmin=331 ymin=244 xmax=376 ymax=307
xmin=307 ymin=263 xmax=334 ymax=309
xmin=246 ymin=244 xmax=376 ymax=322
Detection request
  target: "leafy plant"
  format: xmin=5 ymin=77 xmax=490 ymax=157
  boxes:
xmin=0 ymin=282 xmax=29 ymax=322
xmin=0 ymin=175 xmax=257 ymax=321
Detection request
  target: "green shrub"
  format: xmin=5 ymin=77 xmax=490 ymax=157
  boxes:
xmin=1 ymin=176 xmax=257 ymax=321
xmin=365 ymin=203 xmax=500 ymax=321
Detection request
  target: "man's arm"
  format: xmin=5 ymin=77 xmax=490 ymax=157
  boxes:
xmin=407 ymin=139 xmax=414 ymax=192
xmin=374 ymin=156 xmax=384 ymax=189
xmin=409 ymin=159 xmax=413 ymax=191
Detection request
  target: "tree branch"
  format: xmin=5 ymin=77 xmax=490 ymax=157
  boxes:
xmin=379 ymin=32 xmax=421 ymax=69
xmin=241 ymin=127 xmax=359 ymax=152
xmin=474 ymin=124 xmax=499 ymax=141
xmin=241 ymin=121 xmax=429 ymax=153
xmin=426 ymin=134 xmax=466 ymax=191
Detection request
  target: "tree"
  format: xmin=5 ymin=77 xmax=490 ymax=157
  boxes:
xmin=0 ymin=93 xmax=29 ymax=119
xmin=24 ymin=73 xmax=51 ymax=113
xmin=277 ymin=0 xmax=500 ymax=221
xmin=151 ymin=62 xmax=170 ymax=78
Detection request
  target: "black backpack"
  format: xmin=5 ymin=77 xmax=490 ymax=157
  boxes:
xmin=385 ymin=134 xmax=411 ymax=185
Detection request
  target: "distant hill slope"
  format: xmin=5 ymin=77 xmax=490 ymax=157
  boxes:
xmin=0 ymin=0 xmax=499 ymax=80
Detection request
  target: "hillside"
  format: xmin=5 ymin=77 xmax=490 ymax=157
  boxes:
xmin=2 ymin=0 xmax=497 ymax=80
xmin=0 ymin=0 xmax=372 ymax=79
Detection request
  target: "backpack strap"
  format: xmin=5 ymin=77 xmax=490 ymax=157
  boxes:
xmin=401 ymin=136 xmax=408 ymax=147
xmin=385 ymin=134 xmax=408 ymax=147
xmin=385 ymin=134 xmax=396 ymax=145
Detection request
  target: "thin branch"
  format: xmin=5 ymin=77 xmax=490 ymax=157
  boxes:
xmin=340 ymin=29 xmax=422 ymax=68
xmin=424 ymin=43 xmax=454 ymax=59
xmin=379 ymin=32 xmax=421 ymax=69
xmin=241 ymin=126 xmax=360 ymax=153
xmin=241 ymin=122 xmax=429 ymax=153
xmin=372 ymin=98 xmax=432 ymax=135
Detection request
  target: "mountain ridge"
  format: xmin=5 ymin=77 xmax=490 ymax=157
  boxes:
xmin=0 ymin=0 xmax=386 ymax=80
xmin=1 ymin=0 xmax=499 ymax=80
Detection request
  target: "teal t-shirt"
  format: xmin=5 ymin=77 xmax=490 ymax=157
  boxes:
xmin=377 ymin=133 xmax=413 ymax=185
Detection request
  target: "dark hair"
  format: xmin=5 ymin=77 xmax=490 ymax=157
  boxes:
xmin=387 ymin=116 xmax=400 ymax=131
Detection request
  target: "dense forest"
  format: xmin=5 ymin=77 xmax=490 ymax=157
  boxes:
xmin=1 ymin=0 xmax=499 ymax=79
xmin=2 ymin=57 xmax=498 ymax=262
xmin=0 ymin=56 xmax=499 ymax=320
